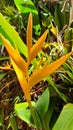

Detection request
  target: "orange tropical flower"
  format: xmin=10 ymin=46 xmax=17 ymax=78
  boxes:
xmin=0 ymin=13 xmax=73 ymax=106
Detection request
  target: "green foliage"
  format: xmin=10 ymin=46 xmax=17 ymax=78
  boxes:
xmin=47 ymin=76 xmax=68 ymax=103
xmin=35 ymin=88 xmax=50 ymax=119
xmin=0 ymin=109 xmax=5 ymax=130
xmin=0 ymin=73 xmax=6 ymax=80
xmin=9 ymin=113 xmax=18 ymax=130
xmin=15 ymin=88 xmax=50 ymax=130
xmin=0 ymin=13 xmax=27 ymax=57
xmin=15 ymin=88 xmax=73 ymax=130
xmin=14 ymin=0 xmax=40 ymax=36
xmin=59 ymin=58 xmax=73 ymax=86
xmin=54 ymin=1 xmax=70 ymax=30
xmin=15 ymin=102 xmax=35 ymax=127
xmin=0 ymin=0 xmax=73 ymax=130
xmin=53 ymin=104 xmax=73 ymax=130
xmin=64 ymin=28 xmax=73 ymax=53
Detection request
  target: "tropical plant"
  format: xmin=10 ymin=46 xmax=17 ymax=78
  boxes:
xmin=0 ymin=12 xmax=73 ymax=130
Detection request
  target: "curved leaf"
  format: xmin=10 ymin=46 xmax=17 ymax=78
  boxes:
xmin=53 ymin=103 xmax=73 ymax=130
xmin=35 ymin=88 xmax=50 ymax=119
xmin=14 ymin=0 xmax=39 ymax=25
xmin=0 ymin=13 xmax=27 ymax=57
xmin=15 ymin=102 xmax=35 ymax=127
xmin=14 ymin=0 xmax=40 ymax=35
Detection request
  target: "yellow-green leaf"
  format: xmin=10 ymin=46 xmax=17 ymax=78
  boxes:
xmin=50 ymin=23 xmax=57 ymax=37
xmin=53 ymin=103 xmax=73 ymax=130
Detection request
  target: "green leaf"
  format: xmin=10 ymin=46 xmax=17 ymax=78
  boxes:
xmin=35 ymin=88 xmax=50 ymax=119
xmin=0 ymin=73 xmax=6 ymax=80
xmin=0 ymin=28 xmax=5 ymax=45
xmin=0 ymin=13 xmax=27 ymax=57
xmin=15 ymin=102 xmax=35 ymax=127
xmin=0 ymin=56 xmax=9 ymax=61
xmin=53 ymin=103 xmax=73 ymax=130
xmin=14 ymin=0 xmax=40 ymax=35
xmin=9 ymin=113 xmax=18 ymax=130
xmin=59 ymin=73 xmax=73 ymax=84
xmin=31 ymin=107 xmax=42 ymax=129
xmin=14 ymin=0 xmax=35 ymax=13
xmin=54 ymin=2 xmax=65 ymax=30
xmin=0 ymin=109 xmax=5 ymax=129
xmin=64 ymin=28 xmax=73 ymax=53
xmin=14 ymin=0 xmax=39 ymax=24
xmin=47 ymin=76 xmax=68 ymax=103
xmin=63 ymin=62 xmax=73 ymax=72
xmin=0 ymin=27 xmax=13 ymax=45
xmin=66 ymin=70 xmax=73 ymax=80
xmin=38 ymin=1 xmax=49 ymax=13
xmin=42 ymin=97 xmax=56 ymax=130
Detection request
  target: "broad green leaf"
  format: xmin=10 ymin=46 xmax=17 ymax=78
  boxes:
xmin=54 ymin=1 xmax=69 ymax=30
xmin=53 ymin=103 xmax=73 ymax=130
xmin=0 ymin=37 xmax=3 ymax=45
xmin=54 ymin=4 xmax=62 ymax=30
xmin=15 ymin=101 xmax=42 ymax=129
xmin=14 ymin=0 xmax=40 ymax=36
xmin=0 ymin=27 xmax=9 ymax=45
xmin=14 ymin=0 xmax=37 ymax=14
xmin=0 ymin=27 xmax=14 ymax=45
xmin=0 ymin=13 xmax=27 ymax=57
xmin=42 ymin=97 xmax=56 ymax=130
xmin=15 ymin=102 xmax=36 ymax=128
xmin=35 ymin=88 xmax=50 ymax=119
xmin=31 ymin=107 xmax=42 ymax=129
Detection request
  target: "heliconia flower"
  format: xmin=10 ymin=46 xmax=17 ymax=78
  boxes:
xmin=26 ymin=13 xmax=48 ymax=65
xmin=26 ymin=13 xmax=32 ymax=57
xmin=0 ymin=13 xmax=73 ymax=106
xmin=29 ymin=51 xmax=73 ymax=88
xmin=28 ymin=29 xmax=48 ymax=65
xmin=11 ymin=58 xmax=31 ymax=105
xmin=0 ymin=34 xmax=27 ymax=76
